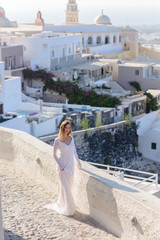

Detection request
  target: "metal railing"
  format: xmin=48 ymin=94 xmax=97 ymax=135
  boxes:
xmin=88 ymin=162 xmax=158 ymax=190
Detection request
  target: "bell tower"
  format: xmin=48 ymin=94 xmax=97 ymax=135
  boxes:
xmin=65 ymin=0 xmax=79 ymax=25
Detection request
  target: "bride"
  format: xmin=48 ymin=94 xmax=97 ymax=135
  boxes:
xmin=45 ymin=120 xmax=82 ymax=216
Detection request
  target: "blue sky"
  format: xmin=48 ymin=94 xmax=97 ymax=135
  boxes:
xmin=1 ymin=0 xmax=160 ymax=25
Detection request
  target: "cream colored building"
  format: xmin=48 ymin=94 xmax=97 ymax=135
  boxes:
xmin=113 ymin=62 xmax=160 ymax=91
xmin=45 ymin=12 xmax=138 ymax=58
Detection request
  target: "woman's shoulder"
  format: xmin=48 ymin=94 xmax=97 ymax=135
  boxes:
xmin=54 ymin=137 xmax=59 ymax=143
xmin=71 ymin=135 xmax=75 ymax=143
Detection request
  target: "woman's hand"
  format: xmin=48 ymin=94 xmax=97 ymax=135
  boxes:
xmin=77 ymin=161 xmax=82 ymax=170
xmin=60 ymin=168 xmax=64 ymax=171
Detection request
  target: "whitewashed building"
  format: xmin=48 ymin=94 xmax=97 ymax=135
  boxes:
xmin=0 ymin=61 xmax=21 ymax=113
xmin=14 ymin=32 xmax=82 ymax=71
xmin=0 ymin=61 xmax=63 ymax=137
xmin=137 ymin=110 xmax=160 ymax=162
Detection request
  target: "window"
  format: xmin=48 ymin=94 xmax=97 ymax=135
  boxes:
xmin=105 ymin=36 xmax=109 ymax=44
xmin=113 ymin=36 xmax=116 ymax=43
xmin=135 ymin=69 xmax=139 ymax=76
xmin=63 ymin=48 xmax=65 ymax=57
xmin=0 ymin=104 xmax=3 ymax=114
xmin=82 ymin=37 xmax=84 ymax=46
xmin=4 ymin=57 xmax=8 ymax=70
xmin=43 ymin=44 xmax=48 ymax=48
xmin=22 ymin=82 xmax=24 ymax=91
xmin=52 ymin=50 xmax=55 ymax=57
xmin=96 ymin=36 xmax=101 ymax=45
xmin=88 ymin=36 xmax=93 ymax=45
xmin=13 ymin=56 xmax=16 ymax=68
xmin=151 ymin=142 xmax=156 ymax=150
xmin=119 ymin=35 xmax=122 ymax=42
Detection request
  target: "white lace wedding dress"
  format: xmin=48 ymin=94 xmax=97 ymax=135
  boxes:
xmin=44 ymin=136 xmax=81 ymax=216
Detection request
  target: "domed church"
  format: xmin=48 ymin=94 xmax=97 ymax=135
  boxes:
xmin=44 ymin=1 xmax=138 ymax=58
xmin=94 ymin=10 xmax=112 ymax=25
xmin=0 ymin=6 xmax=17 ymax=27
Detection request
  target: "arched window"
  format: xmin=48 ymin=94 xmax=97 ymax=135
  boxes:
xmin=113 ymin=36 xmax=116 ymax=43
xmin=105 ymin=36 xmax=109 ymax=44
xmin=119 ymin=35 xmax=122 ymax=43
xmin=96 ymin=36 xmax=101 ymax=45
xmin=88 ymin=36 xmax=93 ymax=45
xmin=82 ymin=37 xmax=84 ymax=46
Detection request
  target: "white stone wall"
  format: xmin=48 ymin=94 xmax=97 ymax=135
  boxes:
xmin=14 ymin=34 xmax=82 ymax=70
xmin=89 ymin=44 xmax=123 ymax=54
xmin=138 ymin=129 xmax=160 ymax=162
xmin=1 ymin=126 xmax=160 ymax=239
xmin=137 ymin=110 xmax=160 ymax=162
xmin=4 ymin=76 xmax=21 ymax=112
xmin=31 ymin=115 xmax=62 ymax=137
xmin=0 ymin=115 xmax=29 ymax=132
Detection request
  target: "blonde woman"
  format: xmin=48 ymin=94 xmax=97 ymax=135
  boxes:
xmin=48 ymin=120 xmax=82 ymax=216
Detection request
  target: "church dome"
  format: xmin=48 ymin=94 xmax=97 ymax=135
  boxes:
xmin=0 ymin=6 xmax=17 ymax=27
xmin=94 ymin=12 xmax=112 ymax=25
xmin=0 ymin=17 xmax=11 ymax=27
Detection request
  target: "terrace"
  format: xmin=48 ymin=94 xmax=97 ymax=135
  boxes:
xmin=0 ymin=127 xmax=160 ymax=239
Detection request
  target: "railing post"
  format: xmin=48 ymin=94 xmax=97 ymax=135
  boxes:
xmin=121 ymin=171 xmax=124 ymax=181
xmin=155 ymin=174 xmax=158 ymax=188
xmin=107 ymin=165 xmax=110 ymax=173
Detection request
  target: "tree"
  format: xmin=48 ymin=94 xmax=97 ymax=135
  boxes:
xmin=95 ymin=113 xmax=101 ymax=127
xmin=81 ymin=117 xmax=89 ymax=130
xmin=144 ymin=92 xmax=158 ymax=113
xmin=129 ymin=81 xmax=142 ymax=91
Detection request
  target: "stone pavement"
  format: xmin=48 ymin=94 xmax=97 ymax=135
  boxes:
xmin=0 ymin=159 xmax=119 ymax=240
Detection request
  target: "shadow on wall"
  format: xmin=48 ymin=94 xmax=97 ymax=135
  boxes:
xmin=84 ymin=169 xmax=139 ymax=238
xmin=72 ymin=210 xmax=108 ymax=233
xmin=4 ymin=229 xmax=28 ymax=240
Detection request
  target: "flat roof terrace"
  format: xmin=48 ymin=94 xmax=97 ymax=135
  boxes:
xmin=121 ymin=62 xmax=154 ymax=67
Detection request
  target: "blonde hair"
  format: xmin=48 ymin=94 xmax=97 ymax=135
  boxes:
xmin=58 ymin=120 xmax=72 ymax=140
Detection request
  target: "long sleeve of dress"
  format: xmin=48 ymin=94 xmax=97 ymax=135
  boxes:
xmin=72 ymin=138 xmax=82 ymax=169
xmin=53 ymin=138 xmax=63 ymax=169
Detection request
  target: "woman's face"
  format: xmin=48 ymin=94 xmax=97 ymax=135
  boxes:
xmin=64 ymin=123 xmax=71 ymax=135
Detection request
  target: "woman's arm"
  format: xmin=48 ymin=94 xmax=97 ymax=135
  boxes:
xmin=72 ymin=138 xmax=82 ymax=169
xmin=53 ymin=138 xmax=64 ymax=170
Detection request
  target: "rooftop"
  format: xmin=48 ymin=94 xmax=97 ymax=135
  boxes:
xmin=147 ymin=89 xmax=160 ymax=97
xmin=72 ymin=61 xmax=109 ymax=71
xmin=121 ymin=62 xmax=154 ymax=67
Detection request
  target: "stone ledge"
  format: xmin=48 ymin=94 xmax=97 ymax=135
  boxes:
xmin=1 ymin=126 xmax=160 ymax=239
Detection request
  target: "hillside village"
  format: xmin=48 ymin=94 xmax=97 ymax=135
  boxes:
xmin=0 ymin=1 xmax=160 ymax=239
